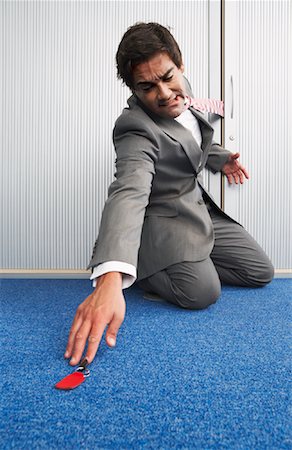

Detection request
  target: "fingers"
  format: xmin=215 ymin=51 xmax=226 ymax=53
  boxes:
xmin=227 ymin=168 xmax=248 ymax=184
xmin=85 ymin=314 xmax=124 ymax=362
xmin=64 ymin=276 xmax=126 ymax=366
xmin=65 ymin=312 xmax=124 ymax=366
xmin=84 ymin=323 xmax=107 ymax=364
xmin=241 ymin=165 xmax=250 ymax=180
xmin=233 ymin=172 xmax=240 ymax=184
xmin=105 ymin=315 xmax=124 ymax=348
xmin=227 ymin=172 xmax=239 ymax=184
xmin=68 ymin=319 xmax=92 ymax=366
xmin=226 ymin=174 xmax=234 ymax=184
xmin=238 ymin=170 xmax=244 ymax=184
xmin=232 ymin=153 xmax=249 ymax=182
xmin=71 ymin=316 xmax=124 ymax=365
xmin=237 ymin=166 xmax=249 ymax=184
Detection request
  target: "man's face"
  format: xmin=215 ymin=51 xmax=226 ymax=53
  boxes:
xmin=132 ymin=52 xmax=186 ymax=119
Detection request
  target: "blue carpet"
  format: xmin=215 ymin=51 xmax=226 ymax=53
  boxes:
xmin=0 ymin=278 xmax=291 ymax=449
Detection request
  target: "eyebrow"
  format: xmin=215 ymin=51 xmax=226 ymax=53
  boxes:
xmin=136 ymin=67 xmax=174 ymax=88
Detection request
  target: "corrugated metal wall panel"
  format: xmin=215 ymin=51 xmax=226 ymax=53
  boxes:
xmin=1 ymin=0 xmax=210 ymax=269
xmin=224 ymin=0 xmax=291 ymax=269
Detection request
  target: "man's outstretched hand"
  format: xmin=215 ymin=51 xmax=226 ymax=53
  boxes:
xmin=64 ymin=272 xmax=126 ymax=366
xmin=222 ymin=152 xmax=249 ymax=184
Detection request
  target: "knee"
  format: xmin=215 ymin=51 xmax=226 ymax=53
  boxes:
xmin=173 ymin=278 xmax=221 ymax=310
xmin=250 ymin=260 xmax=274 ymax=287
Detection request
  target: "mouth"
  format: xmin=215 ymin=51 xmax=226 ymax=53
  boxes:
xmin=159 ymin=95 xmax=183 ymax=108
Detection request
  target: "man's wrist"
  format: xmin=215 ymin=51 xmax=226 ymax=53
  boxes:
xmin=95 ymin=271 xmax=123 ymax=289
xmin=90 ymin=262 xmax=136 ymax=289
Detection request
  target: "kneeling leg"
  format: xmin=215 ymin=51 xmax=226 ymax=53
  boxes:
xmin=210 ymin=208 xmax=274 ymax=287
xmin=138 ymin=259 xmax=221 ymax=310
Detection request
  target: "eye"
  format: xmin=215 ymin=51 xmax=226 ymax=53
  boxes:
xmin=141 ymin=86 xmax=152 ymax=92
xmin=141 ymin=84 xmax=153 ymax=92
xmin=164 ymin=75 xmax=173 ymax=82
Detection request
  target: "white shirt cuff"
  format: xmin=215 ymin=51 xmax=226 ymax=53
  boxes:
xmin=90 ymin=261 xmax=137 ymax=289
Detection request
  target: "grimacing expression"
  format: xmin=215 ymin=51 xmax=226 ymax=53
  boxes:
xmin=132 ymin=52 xmax=186 ymax=119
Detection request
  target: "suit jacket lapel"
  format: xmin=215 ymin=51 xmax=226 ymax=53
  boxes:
xmin=129 ymin=95 xmax=214 ymax=174
xmin=189 ymin=107 xmax=214 ymax=173
xmin=154 ymin=115 xmax=204 ymax=172
xmin=154 ymin=108 xmax=214 ymax=175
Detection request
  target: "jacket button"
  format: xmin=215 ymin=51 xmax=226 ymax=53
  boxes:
xmin=198 ymin=199 xmax=204 ymax=205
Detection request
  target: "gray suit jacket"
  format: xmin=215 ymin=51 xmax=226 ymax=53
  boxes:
xmin=88 ymin=89 xmax=232 ymax=280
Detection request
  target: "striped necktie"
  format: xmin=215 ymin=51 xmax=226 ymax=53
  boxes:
xmin=184 ymin=95 xmax=224 ymax=117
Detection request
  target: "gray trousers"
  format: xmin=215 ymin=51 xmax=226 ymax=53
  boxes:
xmin=138 ymin=205 xmax=274 ymax=310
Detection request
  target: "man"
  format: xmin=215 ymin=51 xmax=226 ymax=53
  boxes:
xmin=64 ymin=23 xmax=274 ymax=366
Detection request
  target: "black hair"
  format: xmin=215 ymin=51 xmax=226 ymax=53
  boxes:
xmin=116 ymin=22 xmax=183 ymax=89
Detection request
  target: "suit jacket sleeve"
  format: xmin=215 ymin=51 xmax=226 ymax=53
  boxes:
xmin=87 ymin=112 xmax=159 ymax=270
xmin=206 ymin=142 xmax=231 ymax=173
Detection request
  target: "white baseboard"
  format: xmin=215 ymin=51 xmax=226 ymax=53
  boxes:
xmin=0 ymin=269 xmax=291 ymax=279
xmin=0 ymin=269 xmax=90 ymax=279
xmin=273 ymin=269 xmax=292 ymax=278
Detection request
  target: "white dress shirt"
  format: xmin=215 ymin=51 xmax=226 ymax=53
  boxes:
xmin=91 ymin=109 xmax=202 ymax=289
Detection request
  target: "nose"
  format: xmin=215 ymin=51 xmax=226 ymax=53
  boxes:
xmin=157 ymin=82 xmax=172 ymax=102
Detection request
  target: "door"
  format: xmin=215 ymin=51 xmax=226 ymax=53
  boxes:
xmin=223 ymin=0 xmax=291 ymax=271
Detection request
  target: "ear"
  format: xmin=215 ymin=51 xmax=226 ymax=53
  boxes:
xmin=180 ymin=62 xmax=185 ymax=73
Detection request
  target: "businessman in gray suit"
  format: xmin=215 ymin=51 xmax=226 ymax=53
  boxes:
xmin=64 ymin=23 xmax=274 ymax=366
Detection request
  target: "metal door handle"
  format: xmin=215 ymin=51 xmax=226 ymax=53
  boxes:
xmin=231 ymin=75 xmax=234 ymax=119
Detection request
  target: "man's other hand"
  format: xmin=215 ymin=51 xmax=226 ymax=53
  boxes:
xmin=222 ymin=152 xmax=249 ymax=184
xmin=64 ymin=272 xmax=126 ymax=366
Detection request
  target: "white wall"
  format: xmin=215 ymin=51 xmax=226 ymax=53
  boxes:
xmin=1 ymin=0 xmax=215 ymax=270
xmin=2 ymin=0 xmax=289 ymax=273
